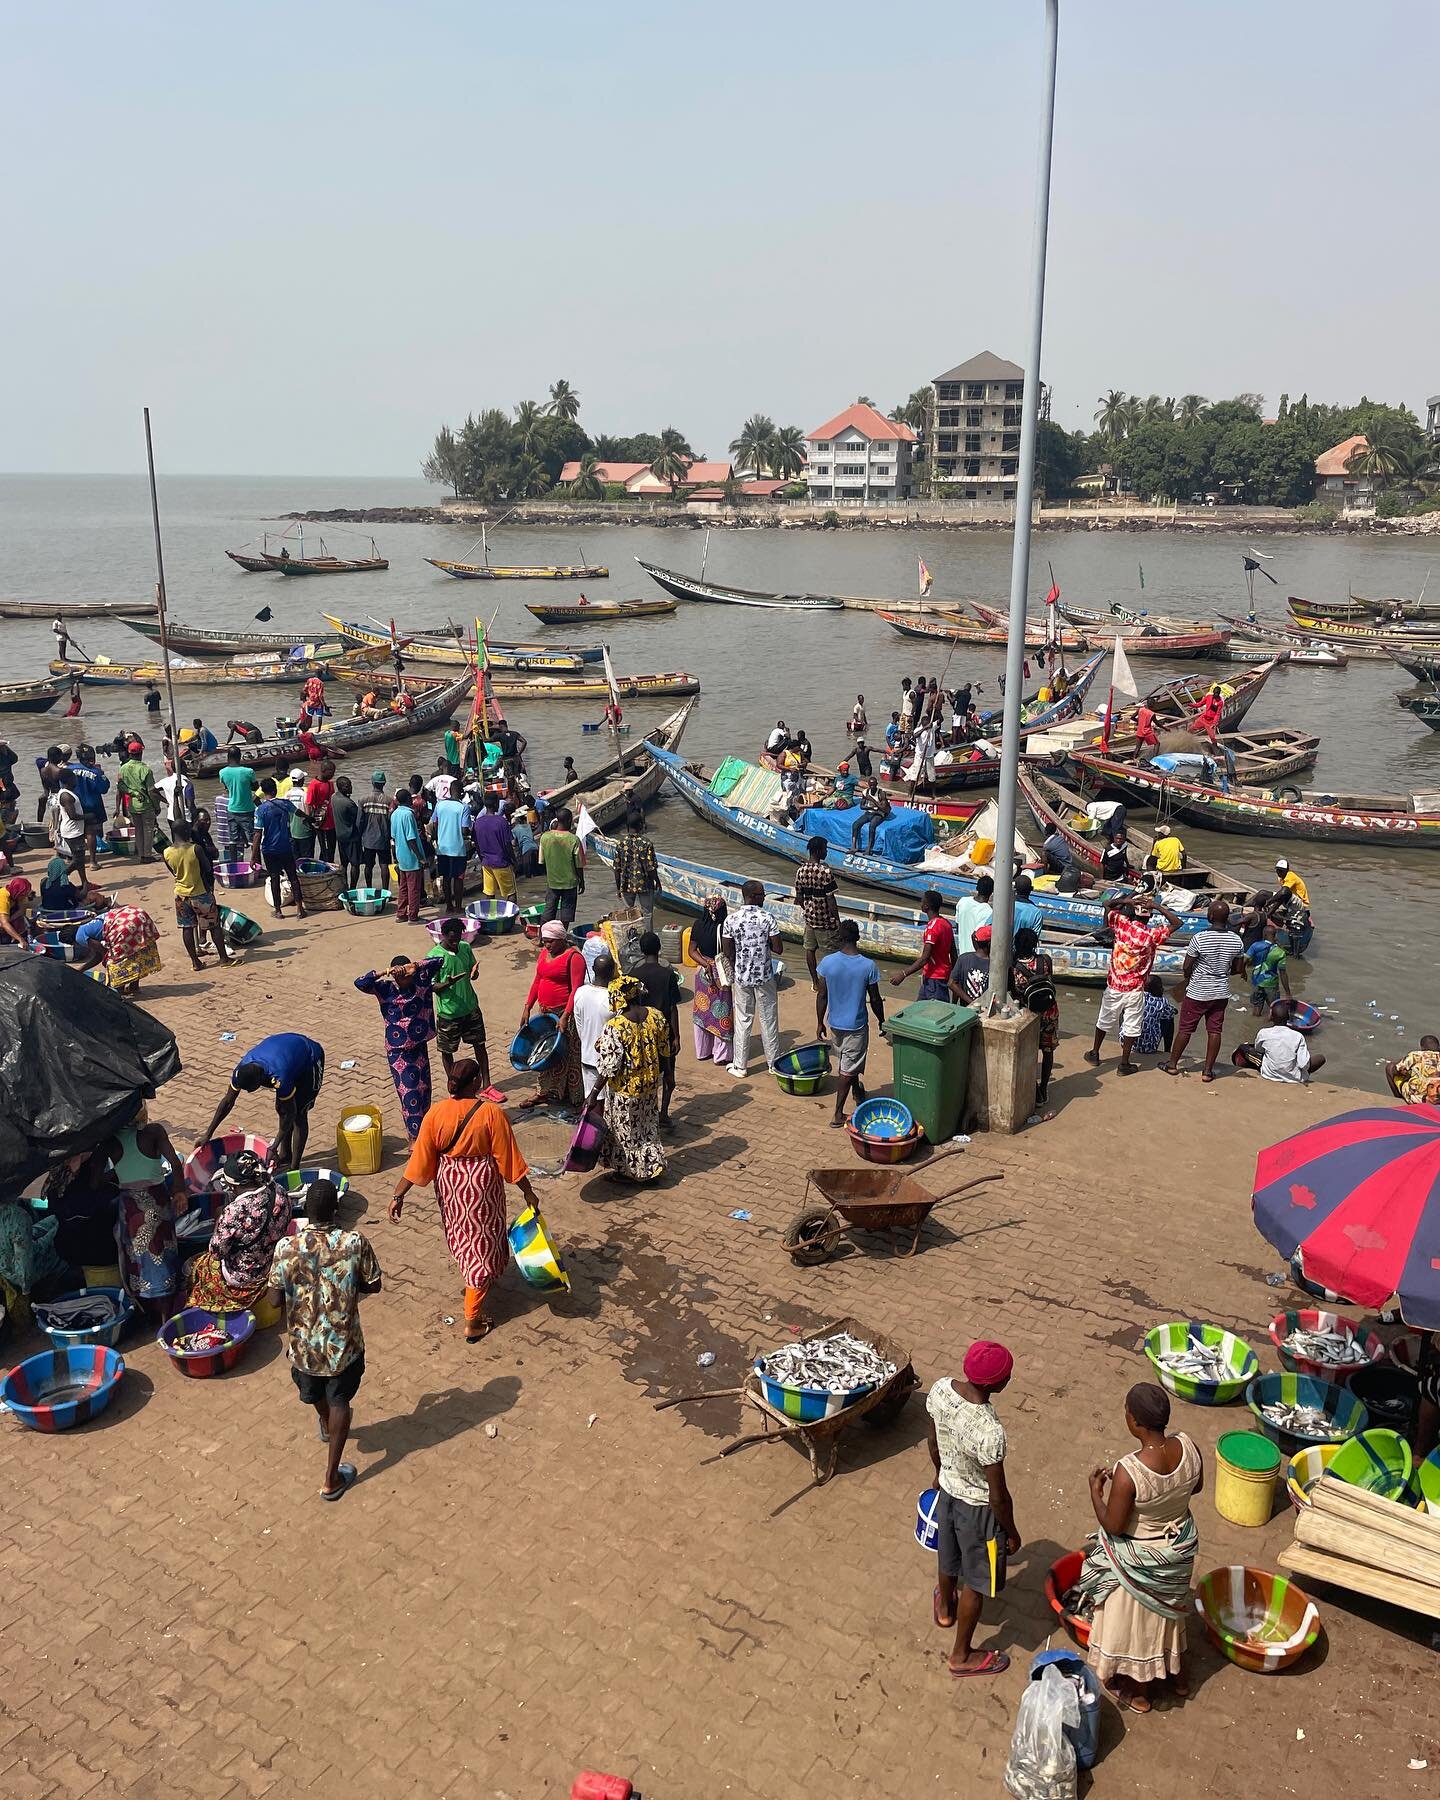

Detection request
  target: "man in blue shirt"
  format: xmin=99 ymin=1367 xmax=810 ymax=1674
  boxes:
xmin=68 ymin=745 xmax=110 ymax=860
xmin=815 ymin=921 xmax=886 ymax=1130
xmin=391 ymin=789 xmax=426 ymax=923
xmin=1012 ymin=873 xmax=1044 ymax=944
xmin=189 ymin=717 xmax=219 ymax=755
xmin=199 ymin=1031 xmax=326 ymax=1170
xmin=430 ymin=790 xmax=471 ymax=914
xmin=249 ymin=778 xmax=310 ymax=921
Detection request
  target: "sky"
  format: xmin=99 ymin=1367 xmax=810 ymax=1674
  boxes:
xmin=3 ymin=1 xmax=1437 ymax=475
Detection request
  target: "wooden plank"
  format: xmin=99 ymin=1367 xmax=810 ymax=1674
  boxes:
xmin=1279 ymin=1545 xmax=1440 ymax=1621
xmin=1295 ymin=1509 xmax=1440 ymax=1586
xmin=1311 ymin=1477 xmax=1440 ymax=1548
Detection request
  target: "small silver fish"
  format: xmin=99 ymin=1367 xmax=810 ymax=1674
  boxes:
xmin=1282 ymin=1327 xmax=1368 ymax=1366
xmin=1260 ymin=1401 xmax=1337 ymax=1436
xmin=1157 ymin=1346 xmax=1232 ymax=1383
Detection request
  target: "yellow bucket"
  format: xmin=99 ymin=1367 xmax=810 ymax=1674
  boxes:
xmin=1215 ymin=1431 xmax=1282 ymax=1527
xmin=82 ymin=1262 xmax=123 ymax=1289
xmin=250 ymin=1291 xmax=283 ymax=1329
xmin=337 ymin=1102 xmax=384 ymax=1176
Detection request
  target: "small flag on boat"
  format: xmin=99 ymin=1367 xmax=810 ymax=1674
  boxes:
xmin=575 ymin=804 xmax=598 ymax=842
xmin=918 ymin=557 xmax=933 ymax=596
xmin=1243 ymin=555 xmax=1278 ymax=583
xmin=601 ymin=643 xmax=621 ymax=707
xmin=254 ymin=606 xmax=273 ymax=622
xmin=1044 ymin=579 xmax=1060 ymax=606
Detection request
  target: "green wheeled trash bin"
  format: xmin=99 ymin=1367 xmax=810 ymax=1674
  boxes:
xmin=883 ymin=1001 xmax=977 ymax=1143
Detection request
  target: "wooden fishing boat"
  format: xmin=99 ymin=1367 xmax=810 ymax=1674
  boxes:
xmin=51 ymin=645 xmax=387 ymax=688
xmin=1285 ymin=608 xmax=1440 ymax=646
xmin=273 ymin=537 xmax=388 ymax=576
xmin=0 ymin=598 xmax=157 ymax=620
xmin=588 ymin=835 xmax=1187 ymax=986
xmin=647 ymin=744 xmax=1217 ymax=938
xmin=124 ymin=617 xmax=342 ymax=657
xmin=636 ymin=557 xmax=846 ymax=612
xmin=544 ymin=701 xmax=695 ymax=828
xmin=1384 ymin=645 xmax=1440 ymax=682
xmin=192 ymin=671 xmax=473 ymax=776
xmin=225 ymin=550 xmax=281 ymax=572
xmin=1071 ymin=750 xmax=1440 ymax=846
xmin=1019 ymin=768 xmax=1254 ymax=901
xmin=1040 ymin=600 xmax=1223 ymax=636
xmin=325 ymin=616 xmax=604 ymax=668
xmin=426 ymin=558 xmax=609 ymax=580
xmin=1397 ymin=694 xmax=1440 ymax=733
xmin=875 ymin=608 xmax=1089 ymax=651
xmin=1220 ymin=615 xmax=1373 ymax=660
xmin=1051 ymin=603 xmax=1227 ymax=657
xmin=1069 ymin=660 xmax=1280 ymax=761
xmin=1214 ymin=642 xmax=1293 ymax=666
xmin=1290 ymin=591 xmax=1440 ymax=624
xmin=523 ymin=597 xmax=677 ymax=624
xmin=487 ymin=670 xmax=700 ymax=702
xmin=0 ymin=675 xmax=66 ymax=713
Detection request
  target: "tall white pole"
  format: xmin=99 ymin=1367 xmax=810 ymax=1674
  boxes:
xmin=143 ymin=407 xmax=188 ymax=824
xmin=986 ymin=0 xmax=1060 ymax=1007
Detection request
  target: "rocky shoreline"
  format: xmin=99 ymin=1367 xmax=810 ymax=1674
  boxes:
xmin=277 ymin=503 xmax=1440 ymax=536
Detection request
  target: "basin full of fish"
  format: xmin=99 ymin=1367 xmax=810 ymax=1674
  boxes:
xmin=1259 ymin=1402 xmax=1339 ymax=1438
xmin=1281 ymin=1326 xmax=1369 ymax=1367
xmin=759 ymin=1331 xmax=897 ymax=1396
xmin=1155 ymin=1344 xmax=1234 ymax=1385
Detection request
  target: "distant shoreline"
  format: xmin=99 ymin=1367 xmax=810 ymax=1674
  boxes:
xmin=276 ymin=502 xmax=1440 ymax=538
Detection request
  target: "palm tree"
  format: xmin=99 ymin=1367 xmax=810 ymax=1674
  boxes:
xmin=567 ymin=453 xmax=604 ymax=501
xmin=512 ymin=454 xmax=549 ymax=499
xmin=547 ymin=378 xmax=580 ymax=422
xmin=1138 ymin=394 xmax=1170 ymax=424
xmin=1346 ymin=430 xmax=1410 ymax=487
xmin=729 ymin=413 xmax=777 ymax=477
xmin=893 ymin=388 xmax=932 ymax=436
xmin=1177 ymin=394 xmax=1209 ymax=426
xmin=1094 ymin=389 xmax=1128 ymax=438
xmin=769 ymin=425 xmax=806 ymax=480
xmin=513 ymin=399 xmax=544 ymax=455
xmin=1119 ymin=396 xmax=1143 ymax=437
xmin=650 ymin=427 xmax=691 ymax=493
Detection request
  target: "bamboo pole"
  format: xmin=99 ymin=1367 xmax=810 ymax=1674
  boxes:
xmin=142 ymin=407 xmax=188 ymax=824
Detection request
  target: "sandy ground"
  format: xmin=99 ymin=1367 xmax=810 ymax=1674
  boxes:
xmin=3 ymin=856 xmax=1438 ymax=1800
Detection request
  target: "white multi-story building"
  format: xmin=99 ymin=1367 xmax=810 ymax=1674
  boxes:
xmin=804 ymin=403 xmax=916 ymax=503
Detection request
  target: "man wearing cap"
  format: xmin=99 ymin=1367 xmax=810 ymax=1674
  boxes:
xmin=116 ymin=739 xmax=160 ymax=862
xmin=948 ymin=923 xmax=992 ymax=1006
xmin=358 ymin=770 xmax=392 ymax=888
xmin=926 ymin=1340 xmax=1020 ymax=1677
xmin=1273 ymin=858 xmax=1314 ymax=954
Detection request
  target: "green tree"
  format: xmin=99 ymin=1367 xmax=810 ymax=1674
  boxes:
xmin=1094 ymin=389 xmax=1129 ymax=438
xmin=650 ymin=426 xmax=691 ymax=493
xmin=893 ymin=389 xmax=932 ymax=436
xmin=770 ymin=425 xmax=806 ymax=479
xmin=1177 ymin=394 xmax=1209 ymax=426
xmin=421 ymin=424 xmax=466 ymax=496
xmin=566 ymin=453 xmax=604 ymax=501
xmin=1138 ymin=394 xmax=1173 ymax=424
xmin=855 ymin=394 xmax=875 ymax=406
xmin=1346 ymin=425 xmax=1411 ymax=487
xmin=729 ymin=413 xmax=777 ymax=476
xmin=547 ymin=378 xmax=580 ymax=422
xmin=513 ymin=399 xmax=545 ymax=456
xmin=1034 ymin=419 xmax=1088 ymax=499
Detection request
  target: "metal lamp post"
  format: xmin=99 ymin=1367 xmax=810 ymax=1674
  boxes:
xmin=986 ymin=0 xmax=1060 ymax=1006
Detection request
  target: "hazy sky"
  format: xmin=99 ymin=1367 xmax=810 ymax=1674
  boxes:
xmin=4 ymin=1 xmax=1436 ymax=475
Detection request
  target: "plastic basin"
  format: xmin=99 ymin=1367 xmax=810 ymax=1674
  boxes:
xmin=157 ymin=1308 xmax=256 ymax=1378
xmin=1194 ymin=1566 xmax=1321 ymax=1673
xmin=33 ymin=1287 xmax=134 ymax=1350
xmin=510 ymin=1014 xmax=564 ymax=1072
xmin=1043 ymin=1550 xmax=1091 ymax=1647
xmin=850 ymin=1097 xmax=915 ymax=1140
xmin=1 ymin=1346 xmax=125 ymax=1431
xmin=1143 ymin=1321 xmax=1258 ymax=1404
xmin=1326 ymin=1428 xmax=1413 ymax=1500
xmin=1268 ymin=1308 xmax=1386 ymax=1382
xmin=184 ymin=1134 xmax=273 ymax=1196
xmin=1245 ymin=1372 xmax=1367 ymax=1449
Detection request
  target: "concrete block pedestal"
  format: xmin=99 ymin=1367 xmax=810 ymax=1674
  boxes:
xmin=965 ymin=1008 xmax=1040 ymax=1135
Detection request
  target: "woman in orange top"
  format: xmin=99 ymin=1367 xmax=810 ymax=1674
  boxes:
xmin=390 ymin=1060 xmax=539 ymax=1342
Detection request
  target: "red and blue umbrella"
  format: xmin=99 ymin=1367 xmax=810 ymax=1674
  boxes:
xmin=1252 ymin=1104 xmax=1440 ymax=1328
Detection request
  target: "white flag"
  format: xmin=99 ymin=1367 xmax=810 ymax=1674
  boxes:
xmin=1110 ymin=635 xmax=1140 ymax=701
xmin=576 ymin=804 xmax=598 ymax=842
xmin=601 ymin=643 xmax=620 ymax=705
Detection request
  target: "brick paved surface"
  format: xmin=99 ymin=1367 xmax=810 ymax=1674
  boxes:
xmin=4 ymin=859 xmax=1438 ymax=1798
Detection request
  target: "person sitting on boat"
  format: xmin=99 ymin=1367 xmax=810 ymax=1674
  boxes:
xmin=766 ymin=720 xmax=789 ymax=757
xmin=575 ymin=593 xmax=590 ymax=607
xmin=849 ymin=782 xmax=891 ymax=854
xmin=847 ymin=695 xmax=868 ymax=735
xmin=1100 ymin=831 xmax=1132 ymax=884
xmin=822 ymin=772 xmax=854 ymax=810
xmin=1144 ymin=825 xmax=1186 ymax=880
xmin=189 ymin=717 xmax=219 ymax=755
xmin=391 ymin=689 xmax=415 ymax=716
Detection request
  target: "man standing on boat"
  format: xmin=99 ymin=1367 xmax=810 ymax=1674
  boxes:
xmin=51 ymin=616 xmax=69 ymax=662
xmin=612 ymin=809 xmax=660 ymax=935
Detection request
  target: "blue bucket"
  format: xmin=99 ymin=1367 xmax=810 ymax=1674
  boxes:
xmin=915 ymin=1487 xmax=940 ymax=1551
xmin=1029 ymin=1651 xmax=1103 ymax=1769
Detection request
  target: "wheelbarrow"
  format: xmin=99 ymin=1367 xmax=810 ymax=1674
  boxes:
xmin=783 ymin=1146 xmax=1003 ymax=1263
xmin=654 ymin=1314 xmax=917 ymax=1486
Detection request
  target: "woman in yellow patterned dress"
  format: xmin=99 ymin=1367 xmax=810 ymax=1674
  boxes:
xmin=592 ymin=975 xmax=669 ymax=1183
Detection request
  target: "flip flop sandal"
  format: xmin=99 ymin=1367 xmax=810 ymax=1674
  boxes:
xmin=320 ymin=1463 xmax=357 ymax=1501
xmin=948 ymin=1650 xmax=1010 ymax=1678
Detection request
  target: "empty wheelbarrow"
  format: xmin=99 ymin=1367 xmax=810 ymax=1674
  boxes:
xmin=783 ymin=1147 xmax=1003 ymax=1262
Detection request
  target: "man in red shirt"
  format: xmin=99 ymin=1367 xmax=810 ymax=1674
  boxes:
xmin=1192 ymin=686 xmax=1223 ymax=745
xmin=1085 ymin=895 xmax=1183 ymax=1075
xmin=1134 ymin=702 xmax=1159 ymax=762
xmin=890 ymin=889 xmax=956 ymax=1000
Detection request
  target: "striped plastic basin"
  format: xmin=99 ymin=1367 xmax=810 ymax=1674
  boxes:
xmin=1246 ymin=1372 xmax=1367 ymax=1447
xmin=183 ymin=1133 xmax=273 ymax=1196
xmin=752 ymin=1358 xmax=876 ymax=1423
xmin=1327 ymin=1428 xmax=1413 ymax=1500
xmin=339 ymin=887 xmax=391 ymax=916
xmin=1195 ymin=1566 xmax=1321 ymax=1673
xmin=1285 ymin=1443 xmax=1341 ymax=1510
xmin=1268 ymin=1309 xmax=1386 ymax=1382
xmin=2 ymin=1346 xmax=125 ymax=1432
xmin=214 ymin=862 xmax=266 ymax=889
xmin=34 ymin=1287 xmax=134 ymax=1351
xmin=1143 ymin=1322 xmax=1257 ymax=1404
xmin=274 ymin=1167 xmax=350 ymax=1216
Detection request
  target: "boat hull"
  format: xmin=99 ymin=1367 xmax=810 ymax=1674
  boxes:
xmin=123 ymin=617 xmax=341 ymax=657
xmin=523 ymin=598 xmax=676 ymax=624
xmin=877 ymin=608 xmax=1088 ymax=650
xmin=487 ymin=672 xmax=700 ymax=702
xmin=192 ymin=672 xmax=473 ymax=776
xmin=0 ymin=678 xmax=65 ymax=713
xmin=0 ymin=599 xmax=157 ymax=620
xmin=426 ymin=560 xmax=609 ymax=580
xmin=274 ymin=558 xmax=389 ymax=576
xmin=1072 ymin=752 xmax=1440 ymax=846
xmin=225 ymin=551 xmax=280 ymax=573
xmin=636 ymin=557 xmax=846 ymax=611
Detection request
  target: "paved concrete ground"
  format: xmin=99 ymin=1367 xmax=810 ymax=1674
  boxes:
xmin=4 ymin=860 xmax=1437 ymax=1798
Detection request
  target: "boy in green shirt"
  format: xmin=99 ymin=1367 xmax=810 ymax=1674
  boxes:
xmin=539 ymin=806 xmax=585 ymax=927
xmin=427 ymin=916 xmax=489 ymax=1082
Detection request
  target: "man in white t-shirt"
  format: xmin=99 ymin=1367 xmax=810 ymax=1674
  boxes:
xmin=572 ymin=953 xmax=616 ymax=1099
xmin=952 ymin=875 xmax=993 ymax=957
xmin=1232 ymin=999 xmax=1326 ymax=1083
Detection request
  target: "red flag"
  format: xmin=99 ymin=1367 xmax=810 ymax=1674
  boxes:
xmin=1045 ymin=580 xmax=1060 ymax=606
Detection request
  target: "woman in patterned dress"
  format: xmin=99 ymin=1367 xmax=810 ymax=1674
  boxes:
xmin=185 ymin=1179 xmax=291 ymax=1312
xmin=108 ymin=1107 xmax=185 ymax=1321
xmin=593 ymin=975 xmax=669 ymax=1183
xmin=518 ymin=920 xmax=586 ymax=1109
xmin=689 ymin=895 xmax=733 ymax=1066
xmin=390 ymin=1060 xmax=540 ymax=1342
xmin=354 ymin=956 xmax=438 ymax=1139
xmin=97 ymin=904 xmax=162 ymax=996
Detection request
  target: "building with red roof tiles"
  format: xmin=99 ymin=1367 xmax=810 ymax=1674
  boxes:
xmin=804 ymin=404 xmax=915 ymax=503
xmin=1313 ymin=435 xmax=1375 ymax=511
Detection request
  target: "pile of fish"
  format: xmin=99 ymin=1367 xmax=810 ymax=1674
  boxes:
xmin=761 ymin=1330 xmax=896 ymax=1395
xmin=34 ymin=1294 xmax=124 ymax=1332
xmin=1155 ymin=1342 xmax=1234 ymax=1384
xmin=1259 ymin=1401 xmax=1338 ymax=1437
xmin=1281 ymin=1325 xmax=1369 ymax=1367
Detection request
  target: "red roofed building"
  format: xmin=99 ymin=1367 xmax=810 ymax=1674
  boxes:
xmin=804 ymin=404 xmax=916 ymax=503
xmin=1313 ymin=435 xmax=1375 ymax=511
xmin=556 ymin=457 xmax=733 ymax=496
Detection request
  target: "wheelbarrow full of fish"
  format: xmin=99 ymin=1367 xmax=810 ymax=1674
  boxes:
xmin=653 ymin=1316 xmax=918 ymax=1486
xmin=782 ymin=1146 xmax=1004 ymax=1262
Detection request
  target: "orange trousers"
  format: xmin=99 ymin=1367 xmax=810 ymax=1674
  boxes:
xmin=464 ymin=1285 xmax=489 ymax=1329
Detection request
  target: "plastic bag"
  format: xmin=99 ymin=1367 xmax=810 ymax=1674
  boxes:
xmin=1003 ymin=1664 xmax=1079 ymax=1800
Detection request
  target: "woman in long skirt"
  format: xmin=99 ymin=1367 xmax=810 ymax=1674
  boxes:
xmin=185 ymin=1180 xmax=291 ymax=1312
xmin=355 ymin=957 xmax=438 ymax=1139
xmin=108 ymin=1107 xmax=185 ymax=1321
xmin=689 ymin=896 xmax=733 ymax=1065
xmin=390 ymin=1059 xmax=540 ymax=1342
xmin=593 ymin=976 xmax=669 ymax=1183
xmin=519 ymin=921 xmax=586 ymax=1109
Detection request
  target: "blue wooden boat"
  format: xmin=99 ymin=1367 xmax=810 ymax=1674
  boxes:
xmin=589 ymin=838 xmax=1187 ymax=985
xmin=645 ymin=744 xmax=1213 ymax=940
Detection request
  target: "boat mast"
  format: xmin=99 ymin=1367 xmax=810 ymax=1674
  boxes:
xmin=142 ymin=406 xmax=188 ymax=824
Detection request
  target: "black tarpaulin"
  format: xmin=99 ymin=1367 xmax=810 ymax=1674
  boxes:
xmin=0 ymin=949 xmax=181 ymax=1200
